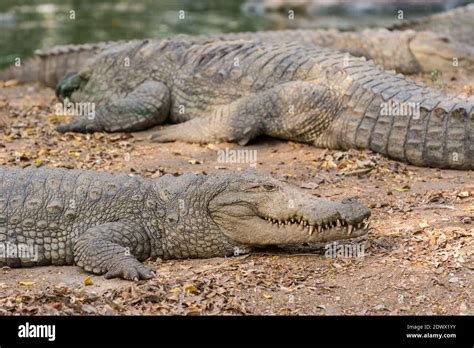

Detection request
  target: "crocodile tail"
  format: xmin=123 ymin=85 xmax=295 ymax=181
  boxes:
xmin=0 ymin=56 xmax=42 ymax=84
xmin=335 ymin=60 xmax=473 ymax=170
xmin=378 ymin=97 xmax=474 ymax=170
xmin=0 ymin=42 xmax=114 ymax=88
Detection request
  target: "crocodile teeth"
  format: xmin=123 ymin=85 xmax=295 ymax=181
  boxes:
xmin=348 ymin=224 xmax=354 ymax=235
xmin=309 ymin=225 xmax=315 ymax=235
xmin=318 ymin=225 xmax=322 ymax=233
xmin=291 ymin=218 xmax=294 ymax=223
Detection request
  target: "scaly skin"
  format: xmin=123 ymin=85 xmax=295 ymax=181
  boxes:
xmin=1 ymin=26 xmax=471 ymax=88
xmin=209 ymin=29 xmax=474 ymax=74
xmin=0 ymin=166 xmax=370 ymax=280
xmin=48 ymin=39 xmax=473 ymax=169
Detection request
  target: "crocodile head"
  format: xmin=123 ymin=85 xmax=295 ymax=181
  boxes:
xmin=410 ymin=31 xmax=474 ymax=73
xmin=207 ymin=172 xmax=370 ymax=248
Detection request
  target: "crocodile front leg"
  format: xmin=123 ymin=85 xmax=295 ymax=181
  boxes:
xmin=150 ymin=81 xmax=342 ymax=147
xmin=73 ymin=221 xmax=155 ymax=280
xmin=56 ymin=80 xmax=170 ymax=133
xmin=149 ymin=114 xmax=261 ymax=146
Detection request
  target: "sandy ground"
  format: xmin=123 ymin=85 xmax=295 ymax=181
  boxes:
xmin=0 ymin=72 xmax=472 ymax=315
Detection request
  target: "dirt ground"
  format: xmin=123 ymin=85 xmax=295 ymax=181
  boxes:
xmin=0 ymin=72 xmax=472 ymax=315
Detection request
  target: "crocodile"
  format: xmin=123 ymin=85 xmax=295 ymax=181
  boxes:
xmin=240 ymin=2 xmax=474 ymax=72
xmin=1 ymin=38 xmax=472 ymax=169
xmin=209 ymin=28 xmax=474 ymax=74
xmin=0 ymin=166 xmax=370 ymax=280
xmin=1 ymin=26 xmax=471 ymax=88
xmin=49 ymin=38 xmax=474 ymax=169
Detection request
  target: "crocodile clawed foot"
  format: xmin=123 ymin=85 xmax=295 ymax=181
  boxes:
xmin=104 ymin=259 xmax=155 ymax=281
xmin=56 ymin=116 xmax=102 ymax=133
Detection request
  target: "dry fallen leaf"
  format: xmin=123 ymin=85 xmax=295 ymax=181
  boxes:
xmin=4 ymin=80 xmax=19 ymax=87
xmin=392 ymin=185 xmax=410 ymax=192
xmin=183 ymin=283 xmax=198 ymax=294
xmin=38 ymin=148 xmax=48 ymax=156
xmin=419 ymin=221 xmax=429 ymax=229
xmin=18 ymin=281 xmax=36 ymax=286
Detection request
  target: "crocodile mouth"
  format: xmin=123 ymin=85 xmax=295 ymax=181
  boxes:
xmin=261 ymin=215 xmax=370 ymax=237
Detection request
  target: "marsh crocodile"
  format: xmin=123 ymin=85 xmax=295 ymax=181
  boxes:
xmin=0 ymin=166 xmax=370 ymax=280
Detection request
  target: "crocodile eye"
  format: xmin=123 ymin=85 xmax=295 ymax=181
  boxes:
xmin=262 ymin=184 xmax=277 ymax=191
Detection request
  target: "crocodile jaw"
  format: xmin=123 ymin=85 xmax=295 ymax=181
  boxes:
xmin=215 ymin=208 xmax=370 ymax=246
xmin=258 ymin=215 xmax=370 ymax=244
xmin=208 ymin=173 xmax=370 ymax=247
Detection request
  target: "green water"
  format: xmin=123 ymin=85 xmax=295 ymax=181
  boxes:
xmin=0 ymin=0 xmax=462 ymax=69
xmin=0 ymin=0 xmax=272 ymax=68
